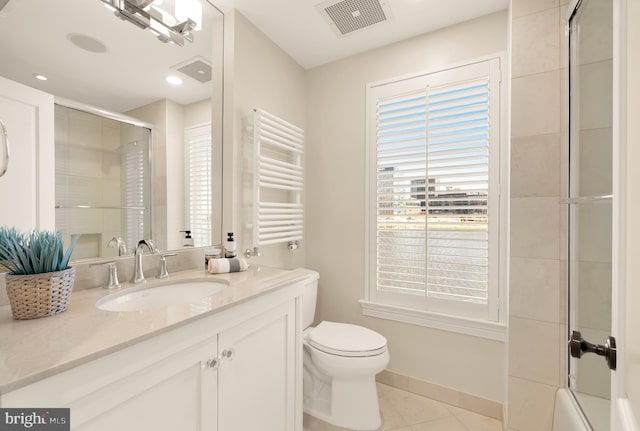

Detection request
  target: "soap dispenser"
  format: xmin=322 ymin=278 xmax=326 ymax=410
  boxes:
xmin=225 ymin=232 xmax=237 ymax=258
xmin=181 ymin=230 xmax=194 ymax=247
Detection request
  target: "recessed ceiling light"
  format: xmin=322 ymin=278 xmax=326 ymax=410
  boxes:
xmin=33 ymin=74 xmax=48 ymax=81
xmin=165 ymin=75 xmax=183 ymax=85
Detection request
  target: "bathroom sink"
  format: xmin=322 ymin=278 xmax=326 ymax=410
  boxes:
xmin=96 ymin=281 xmax=228 ymax=312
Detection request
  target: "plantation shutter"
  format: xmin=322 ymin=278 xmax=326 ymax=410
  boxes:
xmin=123 ymin=143 xmax=145 ymax=254
xmin=370 ymin=58 xmax=500 ymax=320
xmin=185 ymin=125 xmax=212 ymax=247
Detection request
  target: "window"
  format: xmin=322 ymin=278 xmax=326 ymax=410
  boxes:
xmin=364 ymin=57 xmax=506 ymax=337
xmin=185 ymin=124 xmax=212 ymax=248
xmin=123 ymin=141 xmax=146 ymax=254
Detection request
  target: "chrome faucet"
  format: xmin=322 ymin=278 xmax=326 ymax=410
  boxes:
xmin=132 ymin=239 xmax=159 ymax=284
xmin=107 ymin=237 xmax=127 ymax=256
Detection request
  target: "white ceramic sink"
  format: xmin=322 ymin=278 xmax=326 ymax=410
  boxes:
xmin=96 ymin=281 xmax=228 ymax=312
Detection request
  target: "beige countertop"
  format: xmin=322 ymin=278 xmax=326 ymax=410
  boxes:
xmin=0 ymin=265 xmax=309 ymax=395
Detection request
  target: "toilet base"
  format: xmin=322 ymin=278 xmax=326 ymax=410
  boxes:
xmin=304 ymin=376 xmax=382 ymax=430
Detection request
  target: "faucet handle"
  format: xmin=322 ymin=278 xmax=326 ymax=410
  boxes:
xmin=157 ymin=253 xmax=178 ymax=279
xmin=89 ymin=260 xmax=121 ymax=289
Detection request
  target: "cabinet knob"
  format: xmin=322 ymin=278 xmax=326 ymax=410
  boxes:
xmin=205 ymin=358 xmax=219 ymax=369
xmin=222 ymin=349 xmax=235 ymax=360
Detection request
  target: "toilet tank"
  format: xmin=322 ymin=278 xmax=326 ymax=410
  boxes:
xmin=295 ymin=268 xmax=319 ymax=329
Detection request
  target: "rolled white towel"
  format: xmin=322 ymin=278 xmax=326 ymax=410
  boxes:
xmin=207 ymin=257 xmax=249 ymax=274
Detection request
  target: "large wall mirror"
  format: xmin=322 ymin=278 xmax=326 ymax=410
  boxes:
xmin=0 ymin=0 xmax=223 ymax=260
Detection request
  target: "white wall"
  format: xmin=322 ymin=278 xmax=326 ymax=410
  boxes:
xmin=184 ymin=99 xmax=211 ymax=127
xmin=623 ymin=0 xmax=640 ymax=424
xmin=305 ymin=11 xmax=509 ymax=402
xmin=166 ymin=100 xmax=185 ymax=249
xmin=223 ymin=11 xmax=307 ymax=269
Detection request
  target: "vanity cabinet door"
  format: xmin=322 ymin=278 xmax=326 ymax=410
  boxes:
xmin=72 ymin=336 xmax=219 ymax=431
xmin=217 ymin=299 xmax=298 ymax=431
xmin=1 ymin=334 xmax=219 ymax=431
xmin=0 ymin=76 xmax=54 ymax=230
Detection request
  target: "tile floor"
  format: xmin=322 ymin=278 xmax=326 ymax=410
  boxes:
xmin=303 ymin=383 xmax=503 ymax=431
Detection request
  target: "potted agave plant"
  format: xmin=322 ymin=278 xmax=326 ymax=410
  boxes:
xmin=0 ymin=228 xmax=79 ymax=320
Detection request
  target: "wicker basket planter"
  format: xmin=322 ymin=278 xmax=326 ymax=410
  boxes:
xmin=5 ymin=267 xmax=76 ymax=320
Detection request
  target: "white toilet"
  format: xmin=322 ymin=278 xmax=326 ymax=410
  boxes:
xmin=300 ymin=269 xmax=389 ymax=430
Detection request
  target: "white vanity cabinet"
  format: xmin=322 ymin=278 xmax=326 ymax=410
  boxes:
xmin=0 ymin=76 xmax=54 ymax=230
xmin=0 ymin=285 xmax=303 ymax=431
xmin=218 ymin=300 xmax=298 ymax=431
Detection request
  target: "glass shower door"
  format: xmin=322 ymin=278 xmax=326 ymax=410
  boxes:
xmin=567 ymin=0 xmax=614 ymax=429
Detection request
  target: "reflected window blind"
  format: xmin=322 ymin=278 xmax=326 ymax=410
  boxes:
xmin=124 ymin=144 xmax=145 ymax=254
xmin=186 ymin=125 xmax=212 ymax=248
xmin=373 ymin=61 xmax=497 ymax=310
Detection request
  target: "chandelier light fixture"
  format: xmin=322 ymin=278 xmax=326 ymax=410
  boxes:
xmin=100 ymin=0 xmax=202 ymax=46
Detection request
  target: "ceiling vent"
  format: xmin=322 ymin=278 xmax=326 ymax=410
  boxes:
xmin=173 ymin=57 xmax=212 ymax=83
xmin=316 ymin=0 xmax=392 ymax=37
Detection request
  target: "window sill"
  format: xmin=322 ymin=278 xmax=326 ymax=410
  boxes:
xmin=359 ymin=300 xmax=507 ymax=342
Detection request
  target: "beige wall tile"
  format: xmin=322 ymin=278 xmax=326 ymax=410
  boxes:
xmin=511 ymin=71 xmax=561 ymax=138
xmin=577 ymin=128 xmax=613 ymax=197
xmin=510 ymin=257 xmax=560 ymax=323
xmin=577 ymin=203 xmax=612 ymax=263
xmin=512 ymin=8 xmax=560 ymax=77
xmin=68 ymin=109 xmax=102 ymax=148
xmin=512 ymin=0 xmax=559 ymax=19
xmin=559 ymin=202 xmax=569 ymax=263
xmin=560 ymin=11 xmax=569 ymax=70
xmin=509 ymin=317 xmax=561 ymax=386
xmin=576 ymin=261 xmax=612 ymax=331
xmin=507 ymin=377 xmax=557 ymax=431
xmin=377 ymin=369 xmax=410 ymax=391
xmin=576 ymin=0 xmax=613 ymax=66
xmin=511 ymin=134 xmax=560 ymax=198
xmin=577 ymin=60 xmax=613 ymax=130
xmin=408 ymin=377 xmax=459 ymax=407
xmin=575 ymin=327 xmax=611 ymax=399
xmin=510 ymin=197 xmax=560 ymax=259
xmin=559 ymin=323 xmax=568 ymax=385
xmin=459 ymin=392 xmax=503 ymax=420
xmin=559 ymin=260 xmax=567 ymax=324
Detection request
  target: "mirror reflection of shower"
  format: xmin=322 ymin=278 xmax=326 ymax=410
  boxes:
xmin=55 ymin=104 xmax=152 ymax=260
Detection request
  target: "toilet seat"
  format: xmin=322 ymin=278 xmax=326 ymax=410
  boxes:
xmin=308 ymin=321 xmax=387 ymax=357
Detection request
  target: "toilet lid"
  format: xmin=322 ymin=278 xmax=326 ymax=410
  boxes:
xmin=308 ymin=321 xmax=387 ymax=357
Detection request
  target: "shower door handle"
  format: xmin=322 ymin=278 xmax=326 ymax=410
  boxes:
xmin=569 ymin=330 xmax=616 ymax=371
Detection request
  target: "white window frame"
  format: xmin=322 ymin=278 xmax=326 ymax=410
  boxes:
xmin=361 ymin=54 xmax=508 ymax=341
